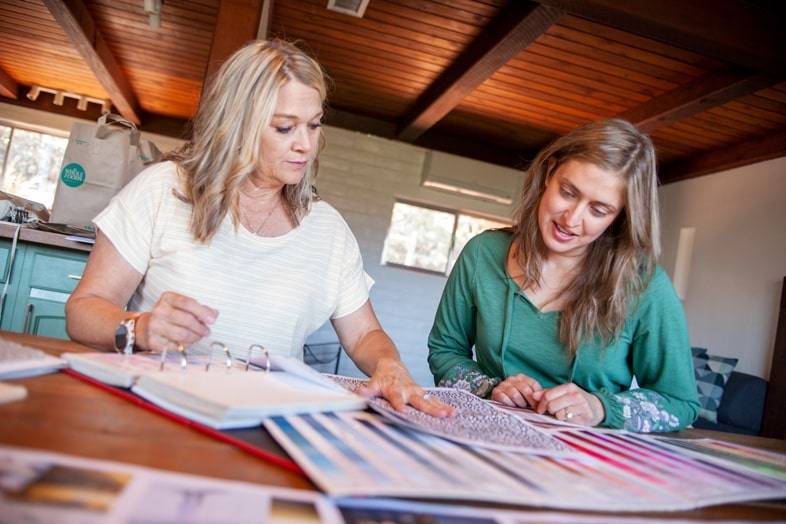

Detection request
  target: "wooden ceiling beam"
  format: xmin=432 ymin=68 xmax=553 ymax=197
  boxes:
xmin=534 ymin=0 xmax=786 ymax=76
xmin=397 ymin=1 xmax=563 ymax=142
xmin=205 ymin=0 xmax=263 ymax=83
xmin=659 ymin=128 xmax=786 ymax=184
xmin=42 ymin=0 xmax=141 ymax=124
xmin=0 ymin=67 xmax=18 ymax=99
xmin=621 ymin=70 xmax=778 ymax=133
xmin=0 ymin=85 xmax=190 ymax=140
xmin=327 ymin=107 xmax=527 ymax=169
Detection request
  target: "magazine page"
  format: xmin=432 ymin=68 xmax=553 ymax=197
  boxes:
xmin=0 ymin=445 xmax=340 ymax=524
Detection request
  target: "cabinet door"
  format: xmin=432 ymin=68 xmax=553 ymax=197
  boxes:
xmin=0 ymin=237 xmax=23 ymax=330
xmin=9 ymin=244 xmax=88 ymax=339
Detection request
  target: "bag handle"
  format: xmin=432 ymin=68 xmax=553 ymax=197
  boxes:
xmin=95 ymin=113 xmax=140 ymax=145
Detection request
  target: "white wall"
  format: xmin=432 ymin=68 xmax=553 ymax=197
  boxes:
xmin=659 ymin=156 xmax=786 ymax=379
xmin=313 ymin=127 xmax=518 ymax=385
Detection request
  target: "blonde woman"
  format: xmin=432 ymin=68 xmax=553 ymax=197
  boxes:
xmin=66 ymin=40 xmax=451 ymax=417
xmin=428 ymin=119 xmax=699 ymax=432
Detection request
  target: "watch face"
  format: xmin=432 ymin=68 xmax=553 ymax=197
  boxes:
xmin=115 ymin=324 xmax=129 ymax=351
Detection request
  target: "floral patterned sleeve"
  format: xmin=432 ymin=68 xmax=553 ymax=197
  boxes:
xmin=594 ymin=269 xmax=700 ymax=433
xmin=437 ymin=363 xmax=500 ymax=398
xmin=595 ymin=389 xmax=684 ymax=432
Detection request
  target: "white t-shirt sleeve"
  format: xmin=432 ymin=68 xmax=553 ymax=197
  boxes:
xmin=331 ymin=220 xmax=374 ymax=319
xmin=93 ymin=162 xmax=173 ymax=275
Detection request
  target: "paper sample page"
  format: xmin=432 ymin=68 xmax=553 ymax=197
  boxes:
xmin=264 ymin=411 xmax=786 ymax=512
xmin=0 ymin=444 xmax=341 ymax=524
xmin=0 ymin=382 xmax=27 ymax=404
xmin=329 ymin=375 xmax=571 ymax=454
xmin=0 ymin=337 xmax=65 ymax=380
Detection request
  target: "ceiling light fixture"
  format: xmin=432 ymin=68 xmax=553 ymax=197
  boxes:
xmin=144 ymin=0 xmax=162 ymax=29
xmin=326 ymin=0 xmax=370 ymax=18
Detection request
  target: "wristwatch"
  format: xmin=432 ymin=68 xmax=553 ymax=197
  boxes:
xmin=114 ymin=316 xmax=138 ymax=355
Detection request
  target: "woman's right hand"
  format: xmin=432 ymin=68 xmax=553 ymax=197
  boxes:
xmin=136 ymin=292 xmax=218 ymax=352
xmin=491 ymin=373 xmax=543 ymax=408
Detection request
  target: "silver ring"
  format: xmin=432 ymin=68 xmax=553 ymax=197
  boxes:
xmin=565 ymin=411 xmax=575 ymax=420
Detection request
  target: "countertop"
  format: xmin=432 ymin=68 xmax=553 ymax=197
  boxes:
xmin=0 ymin=222 xmax=93 ymax=253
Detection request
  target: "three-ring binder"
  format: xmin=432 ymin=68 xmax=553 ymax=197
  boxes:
xmin=156 ymin=342 xmax=270 ymax=373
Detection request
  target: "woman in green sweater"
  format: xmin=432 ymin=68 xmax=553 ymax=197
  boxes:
xmin=428 ymin=119 xmax=699 ymax=432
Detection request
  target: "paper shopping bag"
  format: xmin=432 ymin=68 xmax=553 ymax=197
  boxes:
xmin=50 ymin=113 xmax=162 ymax=226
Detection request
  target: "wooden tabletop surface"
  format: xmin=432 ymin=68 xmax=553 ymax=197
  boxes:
xmin=0 ymin=332 xmax=312 ymax=490
xmin=1 ymin=331 xmax=785 ymax=519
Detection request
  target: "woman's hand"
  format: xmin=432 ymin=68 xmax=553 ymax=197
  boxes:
xmin=491 ymin=373 xmax=543 ymax=408
xmin=358 ymin=358 xmax=455 ymax=418
xmin=136 ymin=292 xmax=218 ymax=352
xmin=531 ymin=383 xmax=605 ymax=426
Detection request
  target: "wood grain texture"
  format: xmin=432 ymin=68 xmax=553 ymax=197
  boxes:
xmin=41 ymin=0 xmax=142 ymax=124
xmin=0 ymin=332 xmax=312 ymax=488
xmin=0 ymin=66 xmax=18 ymax=99
xmin=397 ymin=2 xmax=563 ymax=141
xmin=204 ymin=0 xmax=262 ymax=81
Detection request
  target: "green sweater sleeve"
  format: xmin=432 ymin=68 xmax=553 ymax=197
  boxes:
xmin=428 ymin=237 xmax=499 ymax=396
xmin=595 ymin=269 xmax=700 ymax=432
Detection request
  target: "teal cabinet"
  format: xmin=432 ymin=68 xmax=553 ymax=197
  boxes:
xmin=0 ymin=238 xmax=23 ymax=331
xmin=0 ymin=240 xmax=88 ymax=340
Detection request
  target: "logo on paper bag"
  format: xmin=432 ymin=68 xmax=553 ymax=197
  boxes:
xmin=60 ymin=163 xmax=86 ymax=187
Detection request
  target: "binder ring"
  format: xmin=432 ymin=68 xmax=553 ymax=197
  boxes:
xmin=206 ymin=341 xmax=232 ymax=372
xmin=177 ymin=344 xmax=188 ymax=370
xmin=247 ymin=344 xmax=269 ymax=372
xmin=159 ymin=347 xmax=168 ymax=371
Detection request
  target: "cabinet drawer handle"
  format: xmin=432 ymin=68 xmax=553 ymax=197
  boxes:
xmin=68 ymin=274 xmax=82 ymax=280
xmin=23 ymin=303 xmax=33 ymax=334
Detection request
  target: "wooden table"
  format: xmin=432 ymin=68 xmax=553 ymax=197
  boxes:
xmin=2 ymin=332 xmax=785 ymax=520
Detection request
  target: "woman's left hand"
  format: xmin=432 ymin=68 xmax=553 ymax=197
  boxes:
xmin=531 ymin=383 xmax=605 ymax=426
xmin=358 ymin=358 xmax=455 ymax=418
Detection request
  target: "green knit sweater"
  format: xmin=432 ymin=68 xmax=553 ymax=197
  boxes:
xmin=428 ymin=230 xmax=700 ymax=432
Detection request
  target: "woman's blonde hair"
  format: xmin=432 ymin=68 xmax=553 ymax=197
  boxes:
xmin=169 ymin=39 xmax=327 ymax=242
xmin=512 ymin=118 xmax=660 ymax=355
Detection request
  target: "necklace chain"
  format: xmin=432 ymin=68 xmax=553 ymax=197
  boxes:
xmin=242 ymin=196 xmax=280 ymax=236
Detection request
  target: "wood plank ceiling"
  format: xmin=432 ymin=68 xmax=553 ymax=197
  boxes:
xmin=0 ymin=0 xmax=784 ymax=184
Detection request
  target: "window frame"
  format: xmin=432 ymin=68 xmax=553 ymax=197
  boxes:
xmin=0 ymin=120 xmax=70 ymax=208
xmin=381 ymin=198 xmax=510 ymax=276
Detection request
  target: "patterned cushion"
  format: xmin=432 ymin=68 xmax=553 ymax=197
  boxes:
xmin=692 ymin=348 xmax=738 ymax=423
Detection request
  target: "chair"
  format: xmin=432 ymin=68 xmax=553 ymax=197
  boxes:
xmin=303 ymin=342 xmax=342 ymax=374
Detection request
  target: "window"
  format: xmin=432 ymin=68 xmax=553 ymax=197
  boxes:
xmin=0 ymin=123 xmax=68 ymax=208
xmin=381 ymin=201 xmax=509 ymax=275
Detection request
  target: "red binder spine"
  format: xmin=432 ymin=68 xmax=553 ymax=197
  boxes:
xmin=62 ymin=368 xmax=304 ymax=475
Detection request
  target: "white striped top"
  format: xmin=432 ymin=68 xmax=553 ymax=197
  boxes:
xmin=94 ymin=161 xmax=372 ymax=359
